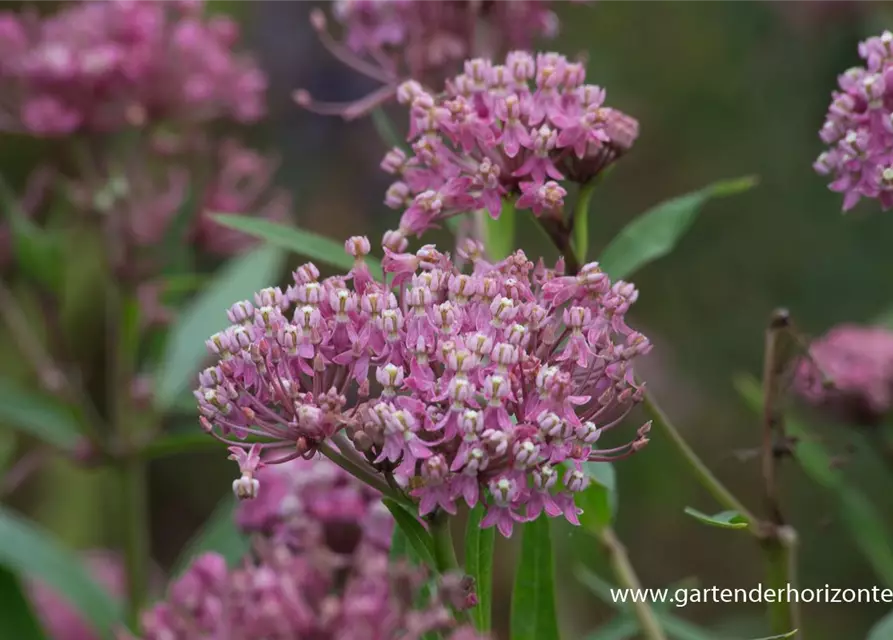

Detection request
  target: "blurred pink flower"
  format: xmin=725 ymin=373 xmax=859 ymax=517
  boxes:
xmin=0 ymin=1 xmax=265 ymax=136
xmin=795 ymin=324 xmax=893 ymax=424
xmin=27 ymin=551 xmax=126 ymax=640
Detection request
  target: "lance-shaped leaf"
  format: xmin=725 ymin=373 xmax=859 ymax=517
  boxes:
xmin=511 ymin=517 xmax=560 ymax=640
xmin=599 ymin=176 xmax=757 ymax=280
xmin=465 ymin=504 xmax=495 ymax=632
xmin=683 ymin=507 xmax=749 ymax=530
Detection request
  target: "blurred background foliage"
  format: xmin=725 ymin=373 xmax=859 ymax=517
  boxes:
xmin=5 ymin=1 xmax=893 ymax=639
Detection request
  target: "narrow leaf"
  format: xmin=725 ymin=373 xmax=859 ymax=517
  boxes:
xmin=0 ymin=507 xmax=121 ymax=638
xmin=577 ymin=461 xmax=617 ymax=533
xmin=511 ymin=517 xmax=560 ymax=640
xmin=0 ymin=565 xmax=48 ymax=640
xmin=599 ymin=176 xmax=757 ymax=280
xmin=213 ymin=215 xmax=383 ymax=279
xmin=390 ymin=525 xmax=410 ymax=562
xmin=465 ymin=504 xmax=495 ymax=632
xmin=750 ymin=632 xmax=798 ymax=640
xmin=736 ymin=375 xmax=893 ymax=587
xmin=869 ymin=611 xmax=893 ymax=640
xmin=382 ymin=499 xmax=436 ymax=569
xmin=173 ymin=496 xmax=249 ymax=575
xmin=0 ymin=378 xmax=81 ymax=450
xmin=154 ymin=244 xmax=285 ymax=410
xmin=683 ymin=507 xmax=749 ymax=530
xmin=0 ymin=175 xmax=61 ymax=291
xmin=483 ymin=200 xmax=516 ymax=261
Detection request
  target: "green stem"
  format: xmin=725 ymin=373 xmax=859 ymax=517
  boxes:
xmin=642 ymin=390 xmax=758 ymax=526
xmin=761 ymin=526 xmax=799 ymax=636
xmin=572 ymin=180 xmax=597 ymax=263
xmin=430 ymin=510 xmax=473 ymax=624
xmin=120 ymin=458 xmax=149 ymax=628
xmin=599 ymin=527 xmax=667 ymax=640
xmin=318 ymin=442 xmax=403 ymax=502
xmin=431 ymin=510 xmax=460 ymax=573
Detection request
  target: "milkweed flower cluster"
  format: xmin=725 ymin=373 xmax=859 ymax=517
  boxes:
xmin=196 ymin=238 xmax=652 ymax=537
xmin=814 ymin=30 xmax=893 ymax=211
xmin=0 ymin=0 xmax=265 ymax=136
xmin=795 ymin=324 xmax=893 ymax=425
xmin=379 ymin=51 xmax=639 ymax=247
xmin=138 ymin=458 xmax=486 ymax=640
xmin=296 ymin=1 xmax=565 ymax=119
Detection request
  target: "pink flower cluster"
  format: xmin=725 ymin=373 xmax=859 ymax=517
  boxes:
xmin=0 ymin=0 xmax=265 ymax=136
xmin=795 ymin=324 xmax=893 ymax=424
xmin=139 ymin=458 xmax=486 ymax=640
xmin=380 ymin=51 xmax=639 ymax=247
xmin=196 ymin=239 xmax=651 ymax=537
xmin=333 ymin=0 xmax=558 ymax=78
xmin=814 ymin=31 xmax=893 ymax=211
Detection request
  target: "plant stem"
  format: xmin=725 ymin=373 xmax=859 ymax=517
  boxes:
xmin=758 ymin=310 xmax=802 ymax=636
xmin=642 ymin=390 xmax=757 ymax=525
xmin=120 ymin=458 xmax=149 ymax=628
xmin=760 ymin=525 xmax=799 ymax=636
xmin=318 ymin=442 xmax=402 ymax=501
xmin=572 ymin=180 xmax=597 ymax=263
xmin=430 ymin=510 xmax=473 ymax=624
xmin=430 ymin=509 xmax=460 ymax=573
xmin=536 ymin=216 xmax=581 ymax=274
xmin=598 ymin=526 xmax=667 ymax=640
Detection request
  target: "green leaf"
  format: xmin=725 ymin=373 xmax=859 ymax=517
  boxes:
xmin=390 ymin=524 xmax=410 ymax=561
xmin=483 ymin=200 xmax=516 ymax=261
xmin=578 ymin=461 xmax=617 ymax=533
xmin=465 ymin=504 xmax=495 ymax=632
xmin=173 ymin=496 xmax=249 ymax=575
xmin=599 ymin=176 xmax=757 ymax=280
xmin=213 ymin=215 xmax=383 ymax=279
xmin=0 ymin=378 xmax=81 ymax=450
xmin=869 ymin=611 xmax=893 ymax=640
xmin=153 ymin=243 xmax=285 ymax=410
xmin=0 ymin=176 xmax=61 ymax=291
xmin=683 ymin=507 xmax=749 ymax=530
xmin=735 ymin=375 xmax=893 ymax=588
xmin=750 ymin=632 xmax=798 ymax=640
xmin=0 ymin=565 xmax=48 ymax=640
xmin=584 ymin=616 xmax=638 ymax=640
xmin=382 ymin=499 xmax=436 ymax=569
xmin=0 ymin=506 xmax=121 ymax=639
xmin=511 ymin=517 xmax=560 ymax=640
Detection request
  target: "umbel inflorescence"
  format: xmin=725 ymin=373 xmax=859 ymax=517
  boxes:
xmin=196 ymin=238 xmax=651 ymax=537
xmin=138 ymin=458 xmax=485 ymax=640
xmin=815 ymin=30 xmax=893 ymax=211
xmin=380 ymin=51 xmax=638 ymax=249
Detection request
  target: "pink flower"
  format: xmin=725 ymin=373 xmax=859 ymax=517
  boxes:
xmin=0 ymin=1 xmax=266 ymax=136
xmin=197 ymin=242 xmax=652 ymax=537
xmin=795 ymin=324 xmax=893 ymax=424
xmin=380 ymin=51 xmax=638 ymax=240
xmin=815 ymin=30 xmax=893 ymax=212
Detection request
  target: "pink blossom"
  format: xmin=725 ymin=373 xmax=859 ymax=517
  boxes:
xmin=380 ymin=51 xmax=638 ymax=241
xmin=0 ymin=1 xmax=266 ymax=136
xmin=795 ymin=324 xmax=893 ymax=424
xmin=815 ymin=30 xmax=893 ymax=211
xmin=196 ymin=242 xmax=652 ymax=537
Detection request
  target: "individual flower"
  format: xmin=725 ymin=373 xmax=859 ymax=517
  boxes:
xmin=814 ymin=30 xmax=893 ymax=211
xmin=0 ymin=0 xmax=265 ymax=136
xmin=138 ymin=456 xmax=487 ymax=640
xmin=378 ymin=51 xmax=638 ymax=246
xmin=795 ymin=324 xmax=893 ymax=425
xmin=196 ymin=240 xmax=652 ymax=537
xmin=295 ymin=1 xmax=566 ymax=119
